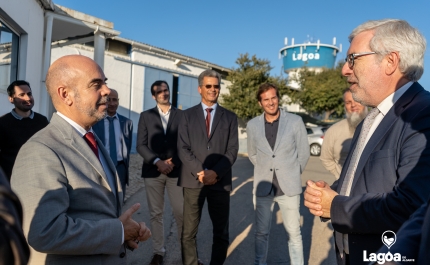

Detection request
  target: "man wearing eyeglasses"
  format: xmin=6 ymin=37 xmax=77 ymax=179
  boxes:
xmin=304 ymin=19 xmax=430 ymax=265
xmin=93 ymin=89 xmax=133 ymax=198
xmin=136 ymin=80 xmax=183 ymax=265
xmin=178 ymin=69 xmax=238 ymax=265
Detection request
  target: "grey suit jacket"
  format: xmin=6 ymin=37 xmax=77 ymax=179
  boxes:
xmin=93 ymin=114 xmax=133 ymax=184
xmin=11 ymin=113 xmax=126 ymax=265
xmin=247 ymin=110 xmax=309 ymax=196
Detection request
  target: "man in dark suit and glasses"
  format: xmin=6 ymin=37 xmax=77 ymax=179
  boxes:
xmin=137 ymin=80 xmax=183 ymax=265
xmin=178 ymin=69 xmax=239 ymax=265
xmin=304 ymin=19 xmax=430 ymax=265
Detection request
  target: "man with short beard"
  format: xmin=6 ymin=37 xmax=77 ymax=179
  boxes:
xmin=320 ymin=88 xmax=367 ymax=179
xmin=0 ymin=80 xmax=49 ymax=181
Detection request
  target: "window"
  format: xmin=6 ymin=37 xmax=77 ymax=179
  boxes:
xmin=0 ymin=18 xmax=19 ymax=92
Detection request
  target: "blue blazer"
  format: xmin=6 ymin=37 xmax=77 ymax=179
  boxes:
xmin=330 ymin=82 xmax=430 ymax=264
xmin=376 ymin=198 xmax=430 ymax=264
xmin=93 ymin=114 xmax=133 ymax=184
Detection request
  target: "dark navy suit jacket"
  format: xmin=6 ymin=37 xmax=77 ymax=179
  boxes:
xmin=92 ymin=114 xmax=133 ymax=184
xmin=376 ymin=198 xmax=430 ymax=264
xmin=330 ymin=82 xmax=430 ymax=264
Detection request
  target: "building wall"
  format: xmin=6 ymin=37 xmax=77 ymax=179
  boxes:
xmin=0 ymin=0 xmax=46 ymax=116
xmin=51 ymin=44 xmax=231 ymax=137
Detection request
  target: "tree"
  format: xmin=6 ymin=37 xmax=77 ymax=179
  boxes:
xmin=221 ymin=53 xmax=289 ymax=121
xmin=287 ymin=62 xmax=348 ymax=120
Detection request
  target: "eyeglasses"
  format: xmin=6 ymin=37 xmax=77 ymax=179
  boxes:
xmin=345 ymin=52 xmax=377 ymax=68
xmin=203 ymin=84 xmax=220 ymax=89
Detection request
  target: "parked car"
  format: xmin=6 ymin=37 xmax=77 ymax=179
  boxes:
xmin=306 ymin=127 xmax=324 ymax=156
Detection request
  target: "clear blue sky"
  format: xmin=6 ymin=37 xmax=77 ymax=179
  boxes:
xmin=54 ymin=0 xmax=430 ymax=88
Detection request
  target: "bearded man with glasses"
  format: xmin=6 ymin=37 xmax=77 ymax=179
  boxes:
xmin=304 ymin=19 xmax=430 ymax=265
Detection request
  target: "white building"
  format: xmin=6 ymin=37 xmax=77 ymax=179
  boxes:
xmin=0 ymin=1 xmax=231 ymax=145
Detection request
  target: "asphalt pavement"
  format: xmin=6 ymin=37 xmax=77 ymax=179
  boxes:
xmin=124 ymin=155 xmax=337 ymax=265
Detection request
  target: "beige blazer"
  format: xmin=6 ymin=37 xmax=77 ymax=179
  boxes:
xmin=11 ymin=113 xmax=126 ymax=265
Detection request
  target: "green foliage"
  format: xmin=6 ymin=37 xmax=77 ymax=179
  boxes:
xmin=288 ymin=62 xmax=348 ymax=120
xmin=221 ymin=53 xmax=289 ymax=121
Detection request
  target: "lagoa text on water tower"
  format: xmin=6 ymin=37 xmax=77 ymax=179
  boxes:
xmin=279 ymin=37 xmax=341 ymax=73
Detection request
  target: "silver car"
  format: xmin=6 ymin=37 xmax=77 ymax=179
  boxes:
xmin=306 ymin=127 xmax=324 ymax=156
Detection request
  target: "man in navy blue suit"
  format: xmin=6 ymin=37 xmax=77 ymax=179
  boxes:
xmin=304 ymin=19 xmax=430 ymax=265
xmin=93 ymin=89 xmax=133 ymax=198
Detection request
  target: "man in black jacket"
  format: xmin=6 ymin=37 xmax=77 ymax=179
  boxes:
xmin=137 ymin=80 xmax=183 ymax=265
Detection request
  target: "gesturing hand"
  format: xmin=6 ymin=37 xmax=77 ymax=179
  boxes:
xmin=125 ymin=222 xmax=151 ymax=250
xmin=119 ymin=203 xmax=142 ymax=242
xmin=303 ymin=180 xmax=338 ymax=218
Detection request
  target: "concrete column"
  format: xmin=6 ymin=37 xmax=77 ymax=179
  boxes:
xmin=42 ymin=13 xmax=54 ymax=119
xmin=93 ymin=31 xmax=105 ymax=70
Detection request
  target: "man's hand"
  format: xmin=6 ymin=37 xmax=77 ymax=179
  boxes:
xmin=155 ymin=159 xmax=174 ymax=175
xmin=165 ymin=158 xmax=175 ymax=167
xmin=119 ymin=203 xmax=143 ymax=242
xmin=304 ymin=180 xmax=338 ymax=218
xmin=125 ymin=222 xmax=151 ymax=250
xmin=197 ymin=170 xmax=218 ymax=185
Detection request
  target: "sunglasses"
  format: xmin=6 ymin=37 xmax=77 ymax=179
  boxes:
xmin=203 ymin=84 xmax=220 ymax=89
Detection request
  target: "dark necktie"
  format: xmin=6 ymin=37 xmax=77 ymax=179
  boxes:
xmin=107 ymin=116 xmax=118 ymax=165
xmin=205 ymin=108 xmax=213 ymax=138
xmin=83 ymin=132 xmax=99 ymax=159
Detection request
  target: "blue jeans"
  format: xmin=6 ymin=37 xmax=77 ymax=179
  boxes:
xmin=254 ymin=194 xmax=304 ymax=265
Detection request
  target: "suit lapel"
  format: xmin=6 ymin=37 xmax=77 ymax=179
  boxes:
xmin=166 ymin=107 xmax=177 ymax=133
xmin=209 ymin=106 xmax=224 ymax=141
xmin=51 ymin=115 xmax=112 ymax=191
xmin=196 ymin=104 xmax=208 ymax=140
xmin=151 ymin=107 xmax=165 ymax=134
xmin=258 ymin=113 xmax=273 ymax=152
xmin=350 ymin=83 xmax=423 ymax=191
xmin=273 ymin=110 xmax=287 ymax=153
xmin=118 ymin=115 xmax=126 ymax=162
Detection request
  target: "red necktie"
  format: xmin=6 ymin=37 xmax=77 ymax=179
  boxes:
xmin=205 ymin=108 xmax=213 ymax=138
xmin=83 ymin=132 xmax=99 ymax=159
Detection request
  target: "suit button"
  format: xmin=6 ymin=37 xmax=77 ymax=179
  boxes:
xmin=120 ymin=252 xmax=126 ymax=258
xmin=270 ymin=169 xmax=273 ymax=171
xmin=272 ymin=155 xmax=275 ymax=158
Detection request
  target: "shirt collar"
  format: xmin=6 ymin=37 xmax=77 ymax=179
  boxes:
xmin=106 ymin=113 xmax=118 ymax=119
xmin=376 ymin=81 xmax=413 ymax=116
xmin=201 ymin=102 xmax=218 ymax=111
xmin=157 ymin=104 xmax=171 ymax=115
xmin=11 ymin=109 xmax=34 ymax=120
xmin=56 ymin=111 xmax=94 ymax=137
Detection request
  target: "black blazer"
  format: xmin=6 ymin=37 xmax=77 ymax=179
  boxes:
xmin=330 ymin=82 xmax=430 ymax=264
xmin=137 ymin=106 xmax=182 ymax=178
xmin=177 ymin=104 xmax=238 ymax=191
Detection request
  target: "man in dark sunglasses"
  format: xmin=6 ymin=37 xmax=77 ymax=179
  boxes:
xmin=178 ymin=69 xmax=238 ymax=265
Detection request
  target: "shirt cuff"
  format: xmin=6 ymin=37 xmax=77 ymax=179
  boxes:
xmin=153 ymin=158 xmax=161 ymax=165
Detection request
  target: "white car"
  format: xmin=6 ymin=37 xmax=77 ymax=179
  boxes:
xmin=306 ymin=127 xmax=324 ymax=156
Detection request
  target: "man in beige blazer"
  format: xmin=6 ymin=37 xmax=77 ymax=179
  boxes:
xmin=10 ymin=55 xmax=151 ymax=265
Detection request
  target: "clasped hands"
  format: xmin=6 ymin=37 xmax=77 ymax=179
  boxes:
xmin=119 ymin=203 xmax=151 ymax=250
xmin=197 ymin=169 xmax=218 ymax=185
xmin=156 ymin=158 xmax=174 ymax=175
xmin=303 ymin=180 xmax=339 ymax=218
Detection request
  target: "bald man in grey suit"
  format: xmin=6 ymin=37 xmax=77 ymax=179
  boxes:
xmin=11 ymin=55 xmax=151 ymax=265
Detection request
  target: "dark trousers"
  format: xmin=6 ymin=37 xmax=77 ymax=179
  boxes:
xmin=182 ymin=187 xmax=230 ymax=265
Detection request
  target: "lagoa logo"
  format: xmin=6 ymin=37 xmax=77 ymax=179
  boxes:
xmin=363 ymin=230 xmax=401 ymax=264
